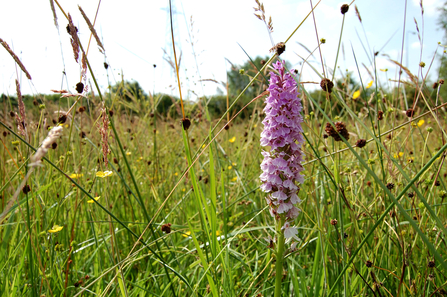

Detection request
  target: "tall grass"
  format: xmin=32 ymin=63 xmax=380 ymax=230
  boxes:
xmin=1 ymin=1 xmax=446 ymax=296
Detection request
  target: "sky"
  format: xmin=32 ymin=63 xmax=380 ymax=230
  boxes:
xmin=0 ymin=0 xmax=445 ymax=100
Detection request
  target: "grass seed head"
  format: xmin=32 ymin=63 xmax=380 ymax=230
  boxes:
xmin=341 ymin=4 xmax=349 ymax=14
xmin=67 ymin=13 xmax=80 ymax=62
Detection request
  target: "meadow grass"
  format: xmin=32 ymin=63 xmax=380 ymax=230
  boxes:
xmin=1 ymin=1 xmax=447 ymax=296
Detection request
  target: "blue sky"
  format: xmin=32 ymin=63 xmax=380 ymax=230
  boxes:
xmin=0 ymin=0 xmax=445 ymax=99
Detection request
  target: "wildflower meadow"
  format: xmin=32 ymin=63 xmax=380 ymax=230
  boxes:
xmin=1 ymin=0 xmax=447 ymax=296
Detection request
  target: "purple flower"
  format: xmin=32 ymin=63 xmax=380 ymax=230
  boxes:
xmin=260 ymin=60 xmax=304 ymax=239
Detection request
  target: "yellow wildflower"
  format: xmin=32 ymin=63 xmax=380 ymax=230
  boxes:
xmin=366 ymin=81 xmax=373 ymax=89
xmin=174 ymin=172 xmax=178 ymax=176
xmin=69 ymin=173 xmax=83 ymax=179
xmin=353 ymin=90 xmax=361 ymax=99
xmin=182 ymin=231 xmax=191 ymax=237
xmin=126 ymin=151 xmax=132 ymax=156
xmin=48 ymin=225 xmax=63 ymax=233
xmin=96 ymin=171 xmax=113 ymax=178
xmin=380 ymin=68 xmax=388 ymax=72
xmin=231 ymin=177 xmax=238 ymax=182
xmin=228 ymin=166 xmax=232 ymax=170
xmin=232 ymin=162 xmax=237 ymax=166
xmin=394 ymin=152 xmax=404 ymax=158
xmin=229 ymin=136 xmax=236 ymax=143
xmin=87 ymin=196 xmax=100 ymax=203
xmin=202 ymin=144 xmax=206 ymax=149
xmin=417 ymin=120 xmax=425 ymax=127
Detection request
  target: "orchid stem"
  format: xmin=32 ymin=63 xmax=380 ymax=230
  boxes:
xmin=274 ymin=216 xmax=286 ymax=297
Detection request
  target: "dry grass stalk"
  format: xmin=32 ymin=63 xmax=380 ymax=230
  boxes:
xmin=81 ymin=52 xmax=88 ymax=79
xmin=30 ymin=126 xmax=64 ymax=167
xmin=354 ymin=5 xmax=362 ymax=23
xmin=51 ymin=89 xmax=68 ymax=94
xmin=98 ymin=103 xmax=110 ymax=168
xmin=78 ymin=5 xmax=104 ymax=53
xmin=0 ymin=38 xmax=32 ymax=80
xmin=67 ymin=13 xmax=80 ymax=62
xmin=49 ymin=0 xmax=58 ymax=28
xmin=0 ymin=125 xmax=64 ymax=223
xmin=15 ymin=80 xmax=27 ymax=137
xmin=254 ymin=0 xmax=273 ymax=33
xmin=389 ymin=59 xmax=418 ymax=86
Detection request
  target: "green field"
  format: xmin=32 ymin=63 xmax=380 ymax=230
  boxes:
xmin=1 ymin=1 xmax=447 ymax=296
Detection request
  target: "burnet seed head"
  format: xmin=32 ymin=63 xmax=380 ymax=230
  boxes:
xmin=260 ymin=60 xmax=304 ymax=239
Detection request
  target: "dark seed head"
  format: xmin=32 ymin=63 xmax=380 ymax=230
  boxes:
xmin=320 ymin=78 xmax=334 ymax=93
xmin=33 ymin=99 xmax=39 ymax=106
xmin=78 ymin=106 xmax=86 ymax=113
xmin=23 ymin=185 xmax=31 ymax=194
xmin=366 ymin=260 xmax=373 ymax=268
xmin=108 ymin=110 xmax=114 ymax=117
xmin=439 ymin=79 xmax=445 ymax=85
xmin=406 ymin=109 xmax=415 ymax=118
xmin=270 ymin=42 xmax=286 ymax=56
xmin=433 ymin=82 xmax=439 ymax=89
xmin=104 ymin=62 xmax=109 ymax=69
xmin=386 ymin=183 xmax=394 ymax=190
xmin=356 ymin=139 xmax=367 ymax=148
xmin=330 ymin=219 xmax=338 ymax=226
xmin=428 ymin=260 xmax=435 ymax=268
xmin=9 ymin=111 xmax=15 ymax=118
xmin=51 ymin=142 xmax=57 ymax=149
xmin=58 ymin=114 xmax=67 ymax=124
xmin=224 ymin=124 xmax=230 ymax=130
xmin=325 ymin=122 xmax=349 ymax=141
xmin=408 ymin=192 xmax=415 ymax=198
xmin=80 ymin=131 xmax=86 ymax=138
xmin=76 ymin=82 xmax=84 ymax=93
xmin=378 ymin=110 xmax=384 ymax=121
xmin=161 ymin=223 xmax=172 ymax=234
xmin=182 ymin=118 xmax=191 ymax=130
xmin=341 ymin=4 xmax=349 ymax=14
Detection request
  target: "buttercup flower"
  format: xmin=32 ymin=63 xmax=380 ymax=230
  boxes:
xmin=87 ymin=196 xmax=100 ymax=203
xmin=260 ymin=60 xmax=304 ymax=239
xmin=96 ymin=171 xmax=113 ymax=178
xmin=48 ymin=225 xmax=63 ymax=233
xmin=69 ymin=173 xmax=83 ymax=179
